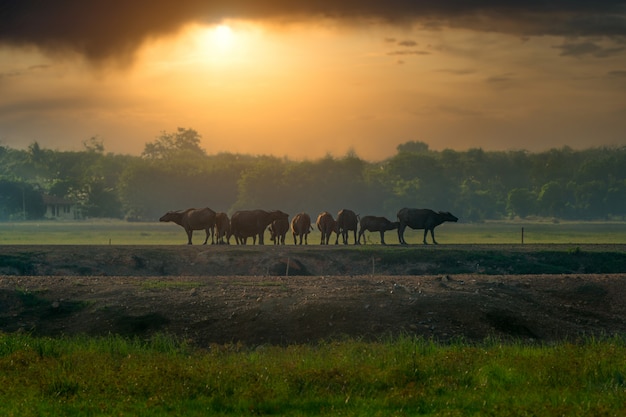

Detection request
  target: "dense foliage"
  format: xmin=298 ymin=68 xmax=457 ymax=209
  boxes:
xmin=1 ymin=130 xmax=624 ymax=221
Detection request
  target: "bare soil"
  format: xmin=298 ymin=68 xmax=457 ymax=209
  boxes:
xmin=1 ymin=245 xmax=626 ymax=346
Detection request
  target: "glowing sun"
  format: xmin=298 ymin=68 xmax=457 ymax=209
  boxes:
xmin=211 ymin=24 xmax=235 ymax=50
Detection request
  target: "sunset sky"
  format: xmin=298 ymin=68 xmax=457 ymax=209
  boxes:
xmin=1 ymin=1 xmax=625 ymax=161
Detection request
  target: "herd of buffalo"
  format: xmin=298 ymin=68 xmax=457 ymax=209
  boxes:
xmin=159 ymin=208 xmax=459 ymax=246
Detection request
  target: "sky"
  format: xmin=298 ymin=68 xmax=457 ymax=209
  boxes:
xmin=1 ymin=1 xmax=625 ymax=161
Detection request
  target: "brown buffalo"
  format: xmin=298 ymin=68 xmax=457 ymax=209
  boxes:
xmin=358 ymin=216 xmax=400 ymax=245
xmin=336 ymin=209 xmax=359 ymax=245
xmin=397 ymin=208 xmax=458 ymax=244
xmin=316 ymin=211 xmax=338 ymax=245
xmin=268 ymin=216 xmax=290 ymax=245
xmin=230 ymin=209 xmax=289 ymax=245
xmin=291 ymin=212 xmax=312 ymax=245
xmin=159 ymin=207 xmax=216 ymax=245
xmin=215 ymin=212 xmax=231 ymax=244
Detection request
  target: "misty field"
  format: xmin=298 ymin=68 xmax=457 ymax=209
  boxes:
xmin=0 ymin=219 xmax=625 ymax=245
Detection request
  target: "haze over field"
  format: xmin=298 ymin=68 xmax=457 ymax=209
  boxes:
xmin=1 ymin=1 xmax=625 ymax=160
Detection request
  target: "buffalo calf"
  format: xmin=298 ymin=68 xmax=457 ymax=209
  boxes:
xmin=358 ymin=216 xmax=400 ymax=245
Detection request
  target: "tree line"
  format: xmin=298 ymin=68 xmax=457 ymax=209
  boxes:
xmin=1 ymin=128 xmax=624 ymax=222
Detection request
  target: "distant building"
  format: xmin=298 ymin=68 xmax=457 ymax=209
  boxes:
xmin=42 ymin=195 xmax=82 ymax=220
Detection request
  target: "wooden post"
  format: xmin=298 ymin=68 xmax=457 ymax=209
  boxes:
xmin=521 ymin=227 xmax=524 ymax=244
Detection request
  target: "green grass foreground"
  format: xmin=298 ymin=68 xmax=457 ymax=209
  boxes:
xmin=1 ymin=334 xmax=625 ymax=416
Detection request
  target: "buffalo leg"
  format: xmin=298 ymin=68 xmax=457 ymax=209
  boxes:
xmin=430 ymin=228 xmax=438 ymax=245
xmin=398 ymin=225 xmax=407 ymax=244
xmin=186 ymin=229 xmax=193 ymax=245
xmin=379 ymin=231 xmax=386 ymax=245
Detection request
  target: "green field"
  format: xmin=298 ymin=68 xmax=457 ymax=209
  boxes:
xmin=1 ymin=333 xmax=625 ymax=416
xmin=0 ymin=219 xmax=625 ymax=245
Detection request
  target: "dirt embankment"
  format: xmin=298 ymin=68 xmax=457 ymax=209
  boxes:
xmin=1 ymin=245 xmax=625 ymax=346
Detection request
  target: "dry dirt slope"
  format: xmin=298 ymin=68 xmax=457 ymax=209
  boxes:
xmin=1 ymin=245 xmax=625 ymax=346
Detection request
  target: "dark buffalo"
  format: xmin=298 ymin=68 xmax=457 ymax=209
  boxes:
xmin=215 ymin=212 xmax=231 ymax=244
xmin=358 ymin=216 xmax=400 ymax=245
xmin=230 ymin=209 xmax=289 ymax=245
xmin=268 ymin=216 xmax=290 ymax=245
xmin=397 ymin=208 xmax=458 ymax=244
xmin=336 ymin=209 xmax=359 ymax=245
xmin=291 ymin=212 xmax=312 ymax=245
xmin=159 ymin=207 xmax=216 ymax=245
xmin=316 ymin=211 xmax=338 ymax=245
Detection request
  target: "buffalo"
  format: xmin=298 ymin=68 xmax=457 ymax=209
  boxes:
xmin=397 ymin=208 xmax=458 ymax=245
xmin=268 ymin=216 xmax=290 ymax=245
xmin=159 ymin=207 xmax=217 ymax=245
xmin=358 ymin=216 xmax=400 ymax=245
xmin=215 ymin=212 xmax=231 ymax=244
xmin=336 ymin=209 xmax=359 ymax=245
xmin=291 ymin=212 xmax=312 ymax=245
xmin=316 ymin=211 xmax=338 ymax=245
xmin=230 ymin=209 xmax=289 ymax=245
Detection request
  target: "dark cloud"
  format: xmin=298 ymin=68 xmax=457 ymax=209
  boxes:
xmin=398 ymin=40 xmax=418 ymax=47
xmin=0 ymin=70 xmax=22 ymax=80
xmin=608 ymin=69 xmax=626 ymax=77
xmin=0 ymin=64 xmax=50 ymax=81
xmin=555 ymin=41 xmax=626 ymax=58
xmin=485 ymin=73 xmax=515 ymax=84
xmin=437 ymin=68 xmax=475 ymax=75
xmin=387 ymin=50 xmax=430 ymax=56
xmin=1 ymin=1 xmax=625 ymax=62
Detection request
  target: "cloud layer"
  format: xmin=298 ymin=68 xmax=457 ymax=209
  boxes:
xmin=2 ymin=1 xmax=625 ymax=62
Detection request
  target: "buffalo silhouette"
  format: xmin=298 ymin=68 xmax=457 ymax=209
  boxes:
xmin=316 ymin=211 xmax=338 ymax=245
xmin=358 ymin=215 xmax=400 ymax=245
xmin=159 ymin=207 xmax=217 ymax=245
xmin=336 ymin=209 xmax=359 ymax=245
xmin=268 ymin=216 xmax=290 ymax=245
xmin=397 ymin=208 xmax=458 ymax=244
xmin=231 ymin=209 xmax=289 ymax=245
xmin=291 ymin=212 xmax=312 ymax=245
xmin=215 ymin=212 xmax=231 ymax=244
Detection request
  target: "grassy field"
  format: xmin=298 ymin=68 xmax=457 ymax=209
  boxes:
xmin=1 ymin=333 xmax=625 ymax=416
xmin=0 ymin=219 xmax=625 ymax=245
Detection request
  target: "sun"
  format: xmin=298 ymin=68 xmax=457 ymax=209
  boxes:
xmin=211 ymin=24 xmax=235 ymax=50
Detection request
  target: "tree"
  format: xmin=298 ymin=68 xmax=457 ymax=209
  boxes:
xmin=0 ymin=180 xmax=45 ymax=220
xmin=142 ymin=128 xmax=206 ymax=160
xmin=396 ymin=141 xmax=429 ymax=154
xmin=506 ymin=188 xmax=535 ymax=219
xmin=82 ymin=136 xmax=105 ymax=153
xmin=537 ymin=181 xmax=566 ymax=218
